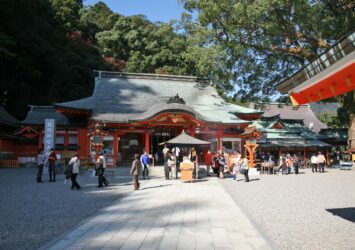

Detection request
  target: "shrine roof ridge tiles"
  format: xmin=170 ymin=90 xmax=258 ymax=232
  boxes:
xmin=22 ymin=106 xmax=70 ymax=125
xmin=56 ymin=72 xmax=261 ymax=124
xmin=0 ymin=105 xmax=19 ymax=126
xmin=250 ymin=102 xmax=327 ymax=133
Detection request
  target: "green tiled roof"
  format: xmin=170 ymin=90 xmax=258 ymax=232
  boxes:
xmin=0 ymin=105 xmax=19 ymax=126
xmin=253 ymin=116 xmax=330 ymax=148
xmin=57 ymin=72 xmax=260 ymax=125
xmin=22 ymin=106 xmax=70 ymax=125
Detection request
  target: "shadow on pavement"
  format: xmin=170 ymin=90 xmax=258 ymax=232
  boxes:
xmin=139 ymin=183 xmax=172 ymax=190
xmin=326 ymin=207 xmax=355 ymax=223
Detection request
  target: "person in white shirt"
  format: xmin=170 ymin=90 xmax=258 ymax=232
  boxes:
xmin=317 ymin=151 xmax=326 ymax=173
xmin=36 ymin=150 xmax=47 ymax=183
xmin=311 ymin=154 xmax=318 ymax=173
xmin=68 ymin=153 xmax=81 ymax=190
xmin=96 ymin=152 xmax=109 ymax=187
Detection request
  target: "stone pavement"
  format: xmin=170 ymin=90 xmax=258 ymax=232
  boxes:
xmin=44 ymin=170 xmax=270 ymax=250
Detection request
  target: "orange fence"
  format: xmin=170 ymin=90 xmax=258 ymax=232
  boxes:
xmin=0 ymin=159 xmax=20 ymax=168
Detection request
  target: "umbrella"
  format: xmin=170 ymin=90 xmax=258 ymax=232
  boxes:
xmin=159 ymin=130 xmax=210 ymax=147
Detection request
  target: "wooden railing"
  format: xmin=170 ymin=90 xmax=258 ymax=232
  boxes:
xmin=0 ymin=159 xmax=20 ymax=168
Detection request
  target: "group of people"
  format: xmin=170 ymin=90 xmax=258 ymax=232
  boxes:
xmin=278 ymin=153 xmax=300 ymax=175
xmin=205 ymin=150 xmax=250 ymax=182
xmin=37 ymin=149 xmax=109 ymax=191
xmin=275 ymin=151 xmax=327 ymax=174
xmin=36 ymin=148 xmax=58 ymax=183
xmin=310 ymin=151 xmax=327 ymax=173
xmin=129 ymin=150 xmax=152 ymax=191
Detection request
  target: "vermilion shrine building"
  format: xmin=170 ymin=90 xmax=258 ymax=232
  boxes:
xmin=15 ymin=72 xmax=264 ymax=167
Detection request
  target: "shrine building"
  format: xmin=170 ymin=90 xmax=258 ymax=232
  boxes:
xmin=16 ymin=71 xmax=264 ymax=167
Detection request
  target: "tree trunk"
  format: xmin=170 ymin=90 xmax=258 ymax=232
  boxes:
xmin=346 ymin=91 xmax=355 ymax=149
xmin=349 ymin=113 xmax=355 ymax=149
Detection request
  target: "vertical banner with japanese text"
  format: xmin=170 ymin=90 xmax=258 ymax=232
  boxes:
xmin=44 ymin=119 xmax=56 ymax=156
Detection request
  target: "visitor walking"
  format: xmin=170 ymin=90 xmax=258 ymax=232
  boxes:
xmin=169 ymin=155 xmax=177 ymax=179
xmin=163 ymin=146 xmax=172 ymax=180
xmin=140 ymin=151 xmax=150 ymax=179
xmin=36 ymin=150 xmax=46 ymax=183
xmin=96 ymin=152 xmax=109 ymax=187
xmin=68 ymin=153 xmax=81 ymax=190
xmin=218 ymin=152 xmax=225 ymax=179
xmin=48 ymin=148 xmax=57 ymax=182
xmin=317 ymin=151 xmax=326 ymax=173
xmin=130 ymin=154 xmax=141 ymax=191
xmin=232 ymin=162 xmax=239 ymax=181
xmin=190 ymin=147 xmax=198 ymax=177
xmin=293 ymin=154 xmax=299 ymax=174
xmin=205 ymin=150 xmax=212 ymax=176
xmin=240 ymin=157 xmax=250 ymax=182
xmin=278 ymin=154 xmax=288 ymax=174
xmin=311 ymin=154 xmax=318 ymax=172
xmin=172 ymin=147 xmax=181 ymax=179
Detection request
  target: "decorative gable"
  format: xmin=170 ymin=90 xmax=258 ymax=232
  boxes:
xmin=15 ymin=126 xmax=39 ymax=138
xmin=272 ymin=122 xmax=285 ymax=129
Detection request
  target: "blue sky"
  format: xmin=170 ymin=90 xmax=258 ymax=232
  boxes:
xmin=83 ymin=0 xmax=187 ymax=23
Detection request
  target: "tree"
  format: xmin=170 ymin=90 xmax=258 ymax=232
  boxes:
xmin=96 ymin=14 xmax=199 ymax=75
xmin=79 ymin=1 xmax=120 ymax=43
xmin=180 ymin=0 xmax=355 ymax=147
xmin=50 ymin=0 xmax=83 ymax=32
xmin=0 ymin=0 xmax=106 ymax=119
xmin=180 ymin=0 xmax=355 ymax=100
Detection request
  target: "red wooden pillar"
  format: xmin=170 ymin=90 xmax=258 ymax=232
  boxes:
xmin=145 ymin=131 xmax=150 ymax=153
xmin=304 ymin=148 xmax=308 ymax=167
xmin=217 ymin=127 xmax=223 ymax=151
xmin=38 ymin=130 xmax=43 ymax=150
xmin=77 ymin=128 xmax=89 ymax=158
xmin=190 ymin=125 xmax=196 ymax=137
xmin=64 ymin=129 xmax=69 ymax=147
xmin=325 ymin=148 xmax=330 ymax=165
xmin=241 ymin=137 xmax=245 ymax=157
xmin=113 ymin=132 xmax=118 ymax=164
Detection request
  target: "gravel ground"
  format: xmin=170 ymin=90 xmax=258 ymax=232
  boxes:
xmin=220 ymin=167 xmax=355 ymax=250
xmin=0 ymin=167 xmax=140 ymax=250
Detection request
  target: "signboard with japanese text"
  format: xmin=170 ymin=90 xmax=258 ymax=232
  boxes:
xmin=44 ymin=119 xmax=56 ymax=156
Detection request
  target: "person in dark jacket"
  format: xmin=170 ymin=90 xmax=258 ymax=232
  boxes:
xmin=68 ymin=153 xmax=81 ymax=190
xmin=96 ymin=152 xmax=109 ymax=188
xmin=130 ymin=154 xmax=141 ymax=191
xmin=36 ymin=150 xmax=46 ymax=183
xmin=48 ymin=148 xmax=57 ymax=182
xmin=293 ymin=154 xmax=299 ymax=174
xmin=163 ymin=146 xmax=172 ymax=180
xmin=218 ymin=152 xmax=226 ymax=179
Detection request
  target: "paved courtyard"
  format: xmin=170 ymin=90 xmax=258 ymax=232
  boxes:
xmin=0 ymin=168 xmax=135 ymax=250
xmin=43 ymin=174 xmax=270 ymax=250
xmin=221 ymin=167 xmax=355 ymax=250
xmin=1 ymin=166 xmax=354 ymax=250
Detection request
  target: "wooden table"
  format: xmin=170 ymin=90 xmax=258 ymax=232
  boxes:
xmin=261 ymin=162 xmax=275 ymax=174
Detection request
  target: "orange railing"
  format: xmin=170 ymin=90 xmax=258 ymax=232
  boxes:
xmin=0 ymin=159 xmax=20 ymax=168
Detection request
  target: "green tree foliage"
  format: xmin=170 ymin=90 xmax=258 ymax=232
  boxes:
xmin=79 ymin=1 xmax=120 ymax=42
xmin=96 ymin=14 xmax=199 ymax=75
xmin=50 ymin=0 xmax=83 ymax=32
xmin=0 ymin=0 xmax=105 ymax=119
xmin=180 ymin=0 xmax=355 ymax=101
